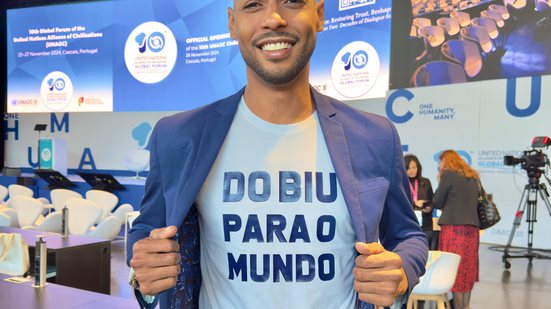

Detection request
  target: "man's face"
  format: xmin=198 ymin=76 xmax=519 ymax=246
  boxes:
xmin=228 ymin=0 xmax=324 ymax=86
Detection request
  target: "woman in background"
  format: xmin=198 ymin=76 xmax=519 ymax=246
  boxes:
xmin=433 ymin=150 xmax=480 ymax=309
xmin=404 ymin=154 xmax=437 ymax=249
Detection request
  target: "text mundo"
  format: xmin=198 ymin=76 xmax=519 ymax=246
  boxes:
xmin=223 ymin=171 xmax=340 ymax=283
xmin=224 ymin=214 xmax=338 ymax=283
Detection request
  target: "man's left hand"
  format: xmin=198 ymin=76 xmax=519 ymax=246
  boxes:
xmin=353 ymin=242 xmax=408 ymax=307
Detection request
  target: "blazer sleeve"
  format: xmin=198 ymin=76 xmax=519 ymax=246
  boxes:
xmin=126 ymin=120 xmax=168 ymax=265
xmin=378 ymin=123 xmax=428 ymax=298
xmin=125 ymin=121 xmax=169 ymax=309
xmin=432 ymin=172 xmax=451 ymax=210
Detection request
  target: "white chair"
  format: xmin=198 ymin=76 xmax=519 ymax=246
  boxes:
xmin=87 ymin=215 xmax=122 ymax=240
xmin=0 ymin=185 xmax=9 ymax=203
xmin=11 ymin=196 xmax=44 ymax=228
xmin=85 ymin=190 xmax=119 ymax=224
xmin=8 ymin=184 xmax=33 ymax=199
xmin=113 ymin=203 xmax=134 ymax=224
xmin=4 ymin=184 xmax=34 ymax=208
xmin=407 ymin=251 xmax=461 ymax=309
xmin=65 ymin=198 xmax=102 ymax=236
xmin=123 ymin=149 xmax=150 ymax=179
xmin=0 ymin=209 xmax=18 ymax=227
xmin=0 ymin=212 xmax=11 ymax=227
xmin=36 ymin=212 xmax=63 ymax=233
xmin=50 ymin=188 xmax=83 ymax=212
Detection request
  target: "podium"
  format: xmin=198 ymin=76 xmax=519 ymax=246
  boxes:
xmin=39 ymin=138 xmax=67 ymax=176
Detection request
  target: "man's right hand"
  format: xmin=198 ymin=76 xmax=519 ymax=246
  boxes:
xmin=130 ymin=226 xmax=180 ymax=295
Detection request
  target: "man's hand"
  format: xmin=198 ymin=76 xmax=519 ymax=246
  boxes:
xmin=130 ymin=226 xmax=180 ymax=295
xmin=353 ymin=242 xmax=408 ymax=307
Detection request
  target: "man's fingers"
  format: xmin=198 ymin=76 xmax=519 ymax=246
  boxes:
xmin=130 ymin=251 xmax=180 ymax=269
xmin=354 ymin=280 xmax=399 ymax=296
xmin=355 ymin=242 xmax=384 ymax=256
xmin=357 ymin=292 xmax=396 ymax=308
xmin=133 ymin=238 xmax=179 ymax=256
xmin=352 ymin=266 xmax=403 ymax=282
xmin=139 ymin=276 xmax=178 ymax=296
xmin=150 ymin=225 xmax=177 ymax=239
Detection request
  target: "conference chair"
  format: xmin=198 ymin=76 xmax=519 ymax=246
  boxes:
xmin=0 ymin=185 xmax=8 ymax=204
xmin=35 ymin=212 xmax=63 ymax=233
xmin=481 ymin=9 xmax=505 ymax=28
xmin=4 ymin=184 xmax=34 ymax=208
xmin=11 ymin=196 xmax=45 ymax=229
xmin=123 ymin=149 xmax=150 ymax=179
xmin=65 ymin=198 xmax=102 ymax=236
xmin=0 ymin=212 xmax=11 ymax=227
xmin=489 ymin=4 xmax=511 ymax=20
xmin=85 ymin=190 xmax=119 ymax=224
xmin=112 ymin=203 xmax=134 ymax=224
xmin=441 ymin=39 xmax=483 ymax=78
xmin=503 ymin=0 xmax=528 ymax=22
xmin=535 ymin=0 xmax=551 ymax=12
xmin=471 ymin=17 xmax=499 ymax=40
xmin=437 ymin=17 xmax=461 ymax=36
xmin=450 ymin=11 xmax=471 ymax=27
xmin=0 ymin=209 xmax=18 ymax=227
xmin=406 ymin=251 xmax=461 ymax=309
xmin=410 ymin=17 xmax=432 ymax=37
xmin=49 ymin=188 xmax=83 ymax=213
xmin=418 ymin=25 xmax=446 ymax=61
xmin=411 ymin=60 xmax=467 ymax=87
xmin=460 ymin=26 xmax=493 ymax=54
xmin=87 ymin=215 xmax=122 ymax=240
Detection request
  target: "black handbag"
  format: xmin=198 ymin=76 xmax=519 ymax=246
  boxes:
xmin=477 ymin=180 xmax=501 ymax=229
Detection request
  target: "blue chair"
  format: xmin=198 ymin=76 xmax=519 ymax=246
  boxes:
xmin=411 ymin=60 xmax=467 ymax=87
xmin=441 ymin=39 xmax=483 ymax=78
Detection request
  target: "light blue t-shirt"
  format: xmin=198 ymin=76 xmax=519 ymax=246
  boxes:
xmin=196 ymin=98 xmax=357 ymax=308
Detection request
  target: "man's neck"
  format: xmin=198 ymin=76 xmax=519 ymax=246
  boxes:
xmin=243 ymin=70 xmax=315 ymax=124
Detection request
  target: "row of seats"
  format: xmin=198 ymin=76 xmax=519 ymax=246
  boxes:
xmin=409 ymin=0 xmax=550 ymax=86
xmin=0 ymin=185 xmax=135 ymax=240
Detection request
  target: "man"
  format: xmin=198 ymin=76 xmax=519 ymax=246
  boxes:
xmin=128 ymin=1 xmax=427 ymax=308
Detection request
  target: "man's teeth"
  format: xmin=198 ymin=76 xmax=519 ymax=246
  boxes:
xmin=261 ymin=42 xmax=292 ymax=51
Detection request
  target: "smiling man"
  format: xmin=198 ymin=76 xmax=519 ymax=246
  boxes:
xmin=127 ymin=1 xmax=427 ymax=308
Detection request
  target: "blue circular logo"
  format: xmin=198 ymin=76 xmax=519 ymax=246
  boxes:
xmin=352 ymin=50 xmax=368 ymax=69
xmin=148 ymin=32 xmax=165 ymax=53
xmin=54 ymin=78 xmax=66 ymax=91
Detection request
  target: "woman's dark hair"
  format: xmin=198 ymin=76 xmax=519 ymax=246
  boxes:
xmin=404 ymin=154 xmax=423 ymax=180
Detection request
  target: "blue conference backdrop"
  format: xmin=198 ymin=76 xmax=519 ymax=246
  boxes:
xmin=7 ymin=0 xmax=392 ymax=113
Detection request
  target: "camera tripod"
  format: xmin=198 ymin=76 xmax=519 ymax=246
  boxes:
xmin=502 ymin=175 xmax=551 ymax=269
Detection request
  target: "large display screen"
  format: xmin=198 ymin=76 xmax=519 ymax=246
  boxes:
xmin=7 ymin=0 xmax=392 ymax=113
xmin=391 ymin=0 xmax=551 ymax=89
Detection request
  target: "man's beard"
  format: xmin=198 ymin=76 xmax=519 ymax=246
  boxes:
xmin=240 ymin=36 xmax=315 ymax=86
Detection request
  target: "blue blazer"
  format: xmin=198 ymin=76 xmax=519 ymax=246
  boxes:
xmin=128 ymin=87 xmax=428 ymax=308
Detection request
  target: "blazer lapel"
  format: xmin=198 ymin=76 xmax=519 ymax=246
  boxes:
xmin=168 ymin=88 xmax=244 ymax=227
xmin=314 ymin=90 xmax=367 ymax=242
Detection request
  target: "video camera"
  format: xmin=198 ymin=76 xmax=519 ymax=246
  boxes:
xmin=504 ymin=136 xmax=550 ymax=180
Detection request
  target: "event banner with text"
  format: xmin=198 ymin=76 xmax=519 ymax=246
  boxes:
xmin=7 ymin=0 xmax=391 ymax=113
